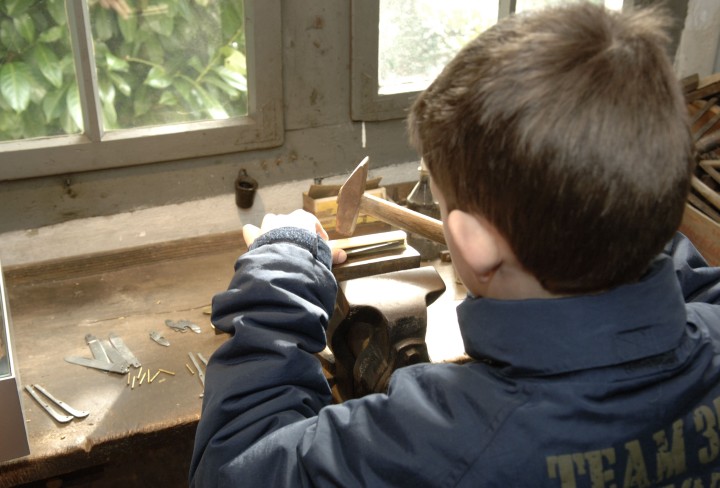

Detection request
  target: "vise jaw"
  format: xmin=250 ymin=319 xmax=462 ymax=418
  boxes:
xmin=325 ymin=266 xmax=446 ymax=401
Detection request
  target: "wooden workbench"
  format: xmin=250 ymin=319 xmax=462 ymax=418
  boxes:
xmin=0 ymin=230 xmax=464 ymax=487
xmin=0 ymin=233 xmax=243 ymax=487
xmin=3 ymin=206 xmax=714 ymax=487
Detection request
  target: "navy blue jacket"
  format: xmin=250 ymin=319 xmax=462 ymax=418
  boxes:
xmin=190 ymin=230 xmax=720 ymax=487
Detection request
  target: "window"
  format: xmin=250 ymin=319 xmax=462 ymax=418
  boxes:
xmin=0 ymin=0 xmax=282 ymax=181
xmin=352 ymin=0 xmax=624 ymax=121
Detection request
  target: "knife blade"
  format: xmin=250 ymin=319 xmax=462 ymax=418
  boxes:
xmin=150 ymin=331 xmax=170 ymax=347
xmin=101 ymin=339 xmax=129 ymax=370
xmin=108 ymin=333 xmax=141 ymax=368
xmin=85 ymin=334 xmax=110 ymax=363
xmin=178 ymin=320 xmax=202 ymax=334
xmin=188 ymin=352 xmax=205 ymax=387
xmin=64 ymin=356 xmax=129 ymax=374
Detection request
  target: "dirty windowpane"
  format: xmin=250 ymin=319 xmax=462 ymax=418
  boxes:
xmin=515 ymin=0 xmax=622 ymax=13
xmin=90 ymin=0 xmax=248 ymax=131
xmin=378 ymin=0 xmax=497 ymax=95
xmin=378 ymin=0 xmax=623 ymax=96
xmin=0 ymin=0 xmax=82 ymax=142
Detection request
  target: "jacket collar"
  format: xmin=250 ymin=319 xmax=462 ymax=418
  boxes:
xmin=457 ymin=256 xmax=687 ymax=375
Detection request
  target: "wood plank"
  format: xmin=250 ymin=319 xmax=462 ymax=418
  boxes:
xmin=4 ymin=230 xmax=246 ymax=285
xmin=686 ymin=73 xmax=720 ymax=102
xmin=680 ymin=204 xmax=720 ymax=266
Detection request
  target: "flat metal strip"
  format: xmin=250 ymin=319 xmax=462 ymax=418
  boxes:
xmin=25 ymin=385 xmax=73 ymax=423
xmin=33 ymin=384 xmax=89 ymax=419
xmin=188 ymin=352 xmax=205 ymax=387
xmin=64 ymin=356 xmax=129 ymax=374
xmin=85 ymin=334 xmax=109 ymax=363
xmin=108 ymin=333 xmax=141 ymax=368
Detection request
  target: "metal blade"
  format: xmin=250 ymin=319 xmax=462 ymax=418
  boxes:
xmin=33 ymin=384 xmax=89 ymax=419
xmin=336 ymin=156 xmax=369 ymax=236
xmin=64 ymin=356 xmax=129 ymax=374
xmin=188 ymin=352 xmax=205 ymax=387
xmin=108 ymin=333 xmax=141 ymax=368
xmin=178 ymin=320 xmax=202 ymax=334
xmin=165 ymin=319 xmax=187 ymax=333
xmin=150 ymin=331 xmax=170 ymax=347
xmin=101 ymin=339 xmax=129 ymax=370
xmin=25 ymin=385 xmax=73 ymax=423
xmin=85 ymin=334 xmax=110 ymax=363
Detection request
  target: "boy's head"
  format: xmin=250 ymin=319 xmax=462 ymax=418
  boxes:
xmin=408 ymin=2 xmax=695 ymax=295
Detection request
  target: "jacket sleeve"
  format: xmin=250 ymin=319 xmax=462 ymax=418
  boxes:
xmin=188 ymin=228 xmax=482 ymax=488
xmin=189 ymin=227 xmax=338 ymax=487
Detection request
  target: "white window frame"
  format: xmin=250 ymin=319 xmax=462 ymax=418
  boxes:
xmin=0 ymin=0 xmax=283 ymax=181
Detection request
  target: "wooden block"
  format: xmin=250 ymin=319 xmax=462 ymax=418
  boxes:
xmin=681 ymin=73 xmax=700 ymax=93
xmin=303 ymin=187 xmax=387 ymax=230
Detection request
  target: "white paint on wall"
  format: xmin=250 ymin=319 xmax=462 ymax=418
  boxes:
xmin=0 ymin=161 xmax=420 ymax=268
xmin=674 ymin=0 xmax=720 ymax=78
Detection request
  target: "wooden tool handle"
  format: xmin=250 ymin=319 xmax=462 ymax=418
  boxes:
xmin=360 ymin=193 xmax=446 ymax=245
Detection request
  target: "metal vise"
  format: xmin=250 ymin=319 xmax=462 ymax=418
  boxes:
xmin=325 ymin=265 xmax=446 ymax=401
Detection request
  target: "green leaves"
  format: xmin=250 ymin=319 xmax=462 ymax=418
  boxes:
xmin=0 ymin=0 xmax=249 ymax=141
xmin=215 ymin=66 xmax=246 ymax=92
xmin=65 ymin=82 xmax=83 ymax=130
xmin=4 ymin=0 xmax=36 ymax=17
xmin=14 ymin=13 xmax=35 ymax=43
xmin=144 ymin=66 xmax=173 ymax=89
xmin=0 ymin=62 xmax=34 ymax=112
xmin=32 ymin=45 xmax=63 ymax=88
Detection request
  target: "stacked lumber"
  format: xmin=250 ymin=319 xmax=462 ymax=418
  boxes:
xmin=680 ymin=74 xmax=720 ymax=265
xmin=684 ymin=73 xmax=720 ymax=223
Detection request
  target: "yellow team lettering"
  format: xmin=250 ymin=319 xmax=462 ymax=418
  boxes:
xmin=623 ymin=440 xmax=651 ymax=487
xmin=694 ymin=405 xmax=720 ymax=464
xmin=655 ymin=420 xmax=687 ymax=481
xmin=547 ymin=453 xmax=587 ymax=488
xmin=546 ymin=395 xmax=720 ymax=487
xmin=680 ymin=479 xmax=706 ymax=488
xmin=585 ymin=448 xmax=617 ymax=488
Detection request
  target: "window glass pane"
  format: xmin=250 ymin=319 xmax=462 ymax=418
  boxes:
xmin=0 ymin=0 xmax=82 ymax=142
xmin=90 ymin=0 xmax=248 ymax=131
xmin=515 ymin=0 xmax=622 ymax=13
xmin=378 ymin=0 xmax=497 ymax=95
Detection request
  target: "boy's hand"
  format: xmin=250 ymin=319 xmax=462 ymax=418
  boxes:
xmin=243 ymin=209 xmax=348 ymax=265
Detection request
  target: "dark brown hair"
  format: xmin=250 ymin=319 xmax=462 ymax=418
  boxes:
xmin=408 ymin=2 xmax=694 ymax=294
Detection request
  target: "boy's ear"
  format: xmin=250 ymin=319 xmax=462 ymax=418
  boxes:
xmin=446 ymin=210 xmax=501 ymax=279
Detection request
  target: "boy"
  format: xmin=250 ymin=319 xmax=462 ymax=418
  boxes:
xmin=190 ymin=3 xmax=720 ymax=487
